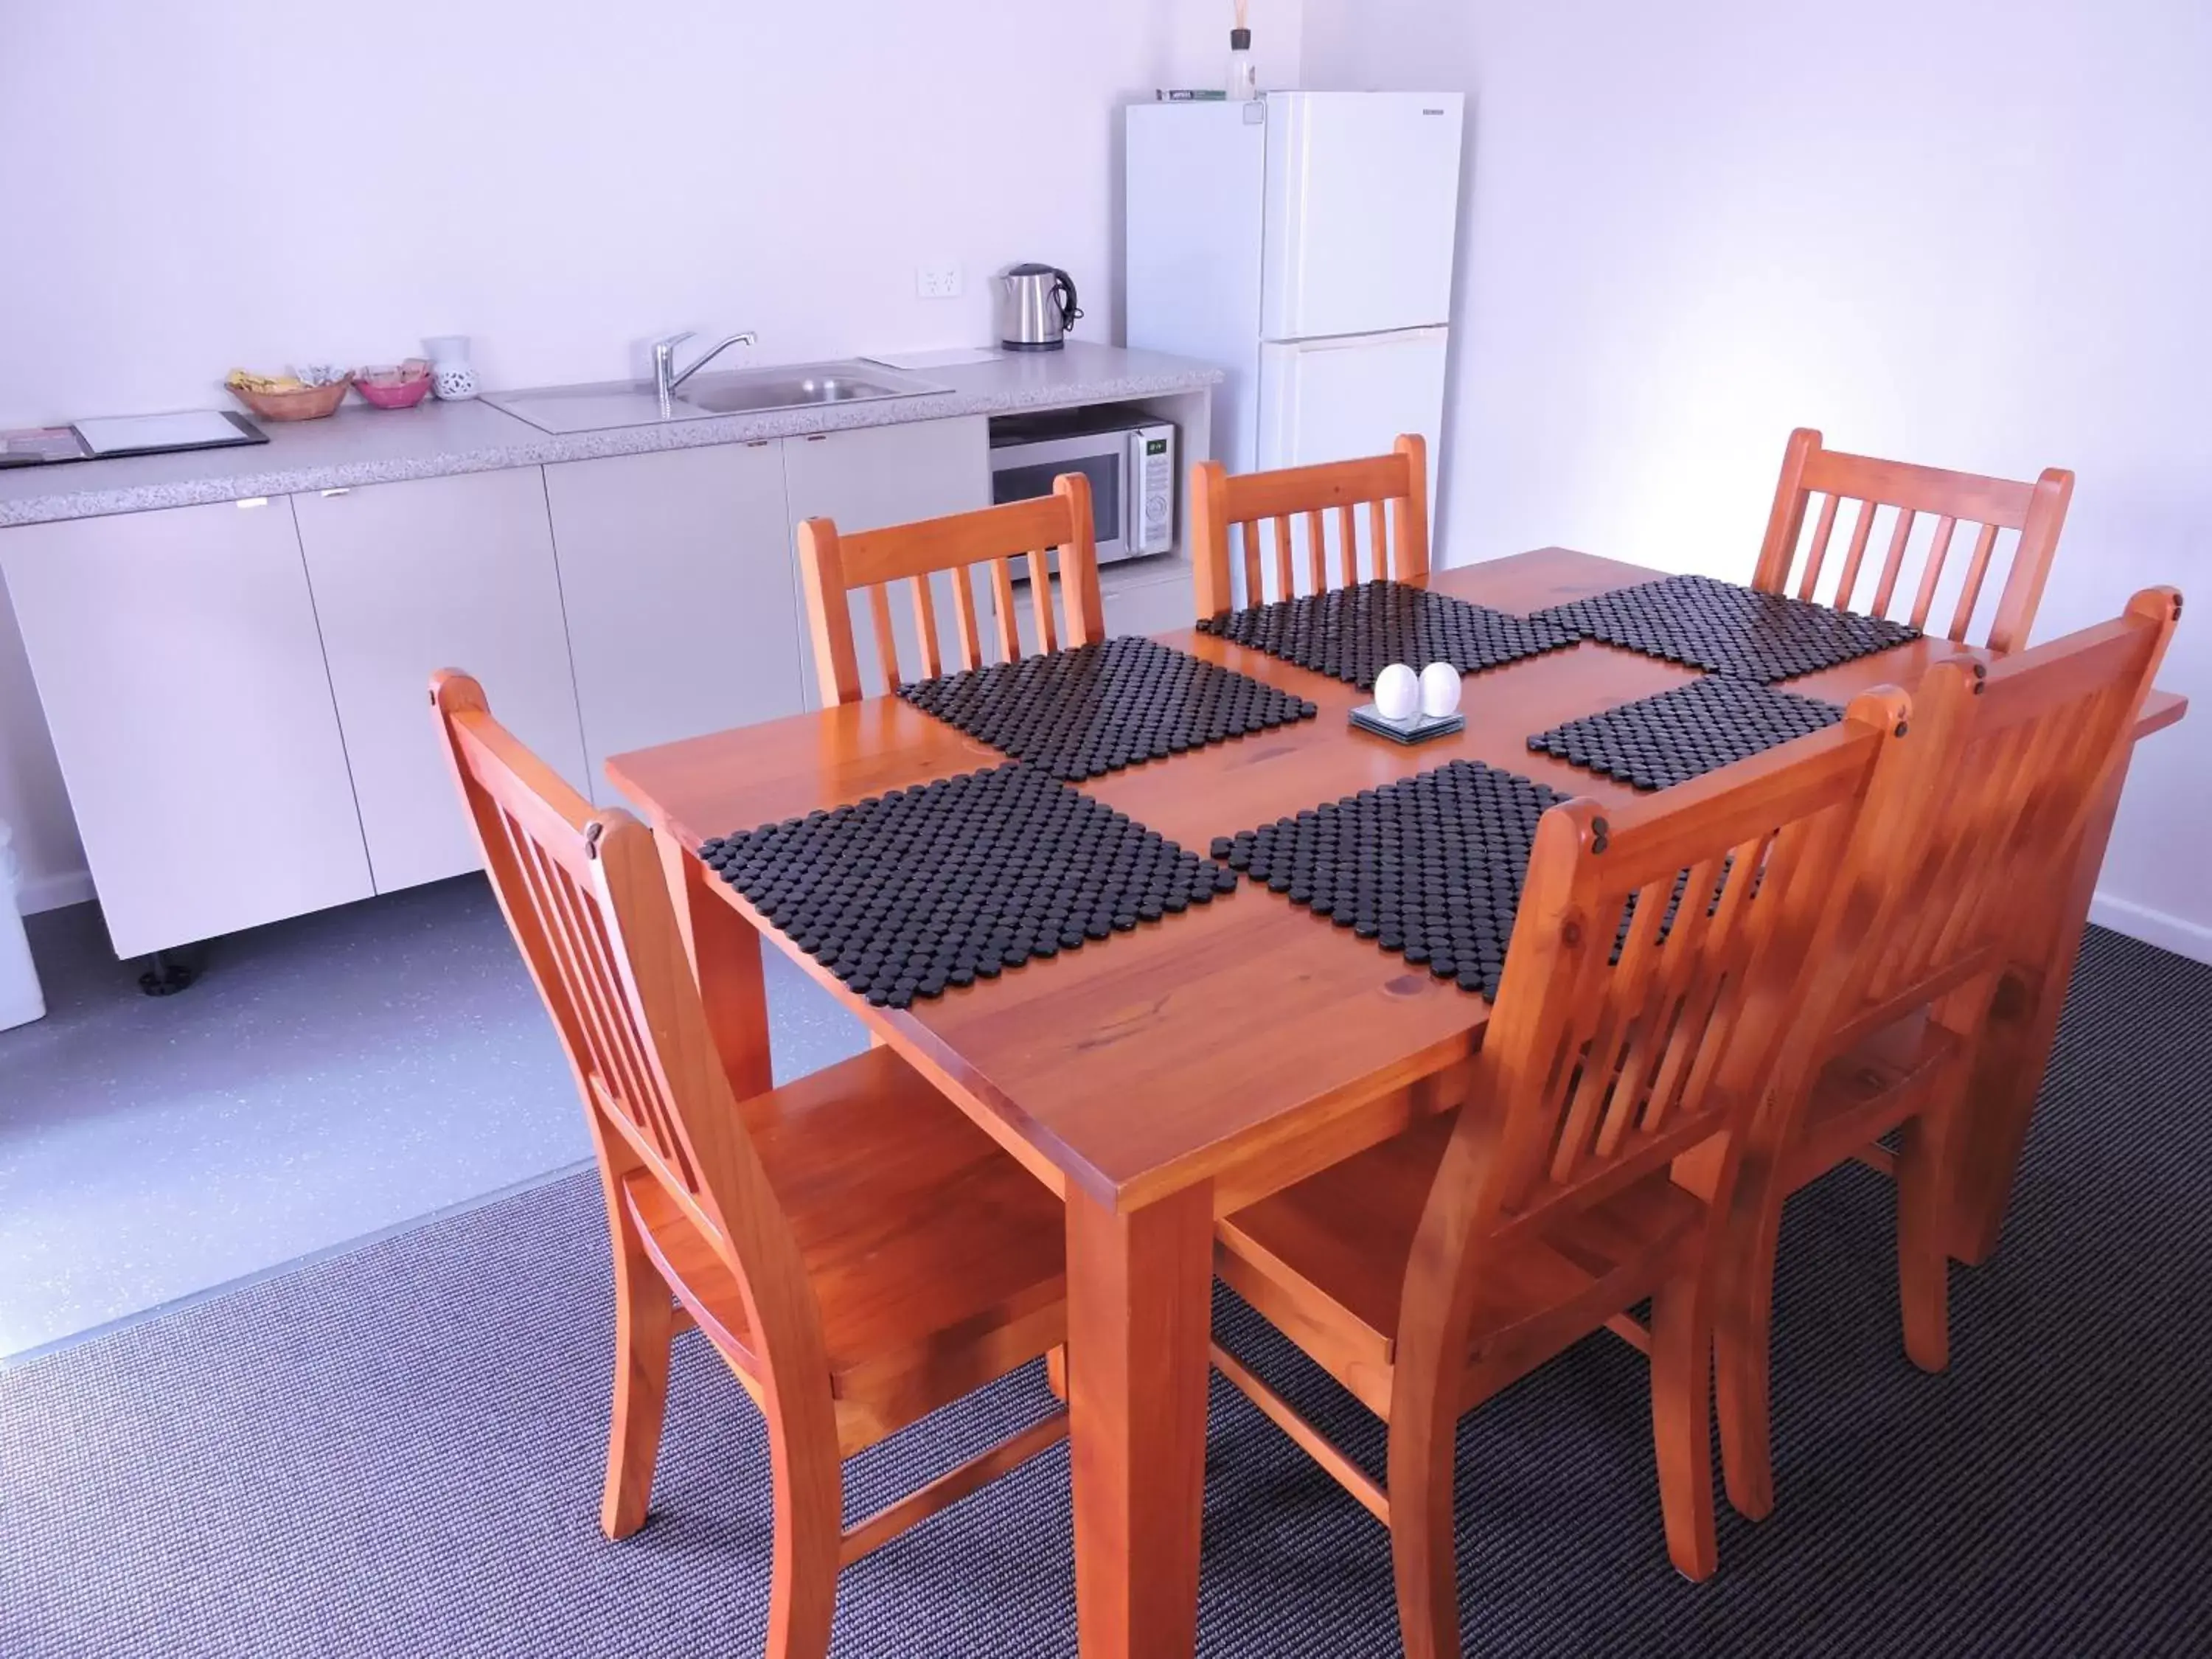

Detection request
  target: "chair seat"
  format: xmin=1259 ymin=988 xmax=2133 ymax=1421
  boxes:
xmin=1216 ymin=1111 xmax=1707 ymax=1416
xmin=627 ymin=1046 xmax=1067 ymax=1453
xmin=1784 ymin=1012 xmax=1964 ymax=1190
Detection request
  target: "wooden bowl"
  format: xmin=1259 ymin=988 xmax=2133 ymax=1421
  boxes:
xmin=227 ymin=377 xmax=352 ymax=422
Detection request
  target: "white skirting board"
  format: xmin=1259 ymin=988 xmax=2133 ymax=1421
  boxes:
xmin=2088 ymin=891 xmax=2212 ymax=968
xmin=18 ymin=869 xmax=94 ymax=916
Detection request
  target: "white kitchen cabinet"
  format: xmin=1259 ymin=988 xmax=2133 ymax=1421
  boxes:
xmin=782 ymin=417 xmax=990 ymax=702
xmin=544 ymin=441 xmax=803 ymax=807
xmin=1102 ymin=564 xmax=1197 ymax=640
xmin=1001 ymin=561 xmax=1196 ymax=658
xmin=0 ymin=498 xmax=372 ymax=956
xmin=294 ymin=470 xmax=586 ymax=893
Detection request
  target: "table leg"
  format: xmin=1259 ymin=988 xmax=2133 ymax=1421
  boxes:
xmin=655 ymin=829 xmax=773 ymax=1101
xmin=1066 ymin=1180 xmax=1214 ymax=1659
xmin=1946 ymin=753 xmax=2132 ymax=1266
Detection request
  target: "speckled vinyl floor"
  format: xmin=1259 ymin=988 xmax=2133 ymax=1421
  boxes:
xmin=0 ymin=877 xmax=868 ymax=1361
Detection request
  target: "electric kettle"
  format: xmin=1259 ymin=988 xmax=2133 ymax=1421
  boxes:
xmin=996 ymin=263 xmax=1082 ymax=351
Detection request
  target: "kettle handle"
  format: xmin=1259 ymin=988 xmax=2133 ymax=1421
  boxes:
xmin=1052 ymin=268 xmax=1082 ymax=334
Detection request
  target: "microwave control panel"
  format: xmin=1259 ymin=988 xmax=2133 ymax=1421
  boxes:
xmin=1136 ymin=426 xmax=1175 ymax=553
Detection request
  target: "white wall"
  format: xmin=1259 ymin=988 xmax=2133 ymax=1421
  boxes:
xmin=0 ymin=0 xmax=1301 ymax=914
xmin=1301 ymin=0 xmax=2212 ymax=961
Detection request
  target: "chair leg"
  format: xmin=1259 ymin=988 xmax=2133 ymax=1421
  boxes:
xmin=1896 ymin=1113 xmax=1952 ymax=1373
xmin=1649 ymin=1274 xmax=1718 ymax=1580
xmin=1714 ymin=1215 xmax=1779 ymax=1523
xmin=1385 ymin=1414 xmax=1461 ymax=1659
xmin=1046 ymin=1343 xmax=1069 ymax=1403
xmin=763 ymin=1405 xmax=843 ymax=1659
xmin=600 ymin=1199 xmax=678 ymax=1540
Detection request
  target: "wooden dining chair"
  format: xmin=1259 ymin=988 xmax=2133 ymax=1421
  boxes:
xmin=1208 ymin=685 xmax=1913 ymax=1658
xmin=1752 ymin=427 xmax=2075 ymax=655
xmin=796 ymin=474 xmax=1104 ymax=705
xmin=1191 ymin=433 xmax=1429 ymax=618
xmin=431 ymin=670 xmax=1071 ymax=1659
xmin=1691 ymin=586 xmax=2183 ymax=1525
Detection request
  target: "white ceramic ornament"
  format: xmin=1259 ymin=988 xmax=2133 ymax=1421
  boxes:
xmin=1374 ymin=661 xmax=1420 ymax=722
xmin=1419 ymin=661 xmax=1463 ymax=719
xmin=423 ymin=333 xmax=479 ymax=401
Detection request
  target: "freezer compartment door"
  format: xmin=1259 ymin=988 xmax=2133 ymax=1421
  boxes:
xmin=1262 ymin=91 xmax=1465 ymax=341
xmin=1257 ymin=328 xmax=1448 ymax=485
xmin=1252 ymin=330 xmax=1449 ymax=599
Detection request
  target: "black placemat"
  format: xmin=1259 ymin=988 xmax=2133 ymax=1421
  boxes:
xmin=1195 ymin=579 xmax=1579 ymax=689
xmin=699 ymin=763 xmax=1236 ymax=1009
xmin=897 ymin=635 xmax=1318 ymax=782
xmin=1527 ymin=674 xmax=1843 ymax=792
xmin=1208 ymin=759 xmax=1571 ymax=999
xmin=1534 ymin=573 xmax=1919 ymax=682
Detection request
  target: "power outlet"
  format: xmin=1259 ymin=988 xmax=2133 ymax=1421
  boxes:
xmin=916 ymin=261 xmax=964 ymax=299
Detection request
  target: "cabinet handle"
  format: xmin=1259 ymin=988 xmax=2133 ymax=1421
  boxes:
xmin=236 ymin=497 xmax=269 ymax=509
xmin=805 ymin=434 xmax=828 ymax=443
xmin=319 ymin=487 xmax=350 ymax=498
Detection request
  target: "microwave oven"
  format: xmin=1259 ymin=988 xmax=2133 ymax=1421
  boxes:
xmin=987 ymin=410 xmax=1175 ymax=565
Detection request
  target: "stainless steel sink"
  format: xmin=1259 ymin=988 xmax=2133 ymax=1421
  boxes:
xmin=678 ymin=365 xmax=935 ymax=415
xmin=486 ymin=359 xmax=947 ymax=435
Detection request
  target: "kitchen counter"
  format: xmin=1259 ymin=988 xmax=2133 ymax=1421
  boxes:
xmin=0 ymin=344 xmax=1220 ymax=528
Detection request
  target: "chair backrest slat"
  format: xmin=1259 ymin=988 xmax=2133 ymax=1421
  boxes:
xmin=950 ymin=566 xmax=985 ymax=671
xmin=1909 ymin=516 xmax=1957 ymax=631
xmin=1830 ymin=495 xmax=1880 ymax=613
xmin=1027 ymin=546 xmax=1058 ymax=654
xmin=1192 ymin=434 xmax=1430 ymax=616
xmin=1795 ymin=492 xmax=1842 ymax=602
xmin=799 ymin=474 xmax=1102 ymax=704
xmin=866 ymin=582 xmax=900 ymax=694
xmin=988 ymin=557 xmax=1022 ymax=662
xmin=431 ymin=670 xmax=835 ymax=1412
xmin=1950 ymin=521 xmax=2003 ymax=641
xmin=1869 ymin=507 xmax=1917 ymax=619
xmin=1754 ymin=427 xmax=2074 ymax=654
xmin=909 ymin=574 xmax=943 ymax=680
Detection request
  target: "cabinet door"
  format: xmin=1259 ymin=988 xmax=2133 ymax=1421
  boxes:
xmin=294 ymin=470 xmax=586 ymax=893
xmin=544 ymin=441 xmax=801 ymax=807
xmin=1001 ymin=566 xmax=1194 ymax=658
xmin=782 ymin=418 xmax=990 ymax=703
xmin=0 ymin=499 xmax=372 ymax=956
xmin=1102 ymin=570 xmax=1197 ymax=641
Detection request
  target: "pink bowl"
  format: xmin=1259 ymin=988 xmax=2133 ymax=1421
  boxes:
xmin=354 ymin=372 xmax=434 ymax=410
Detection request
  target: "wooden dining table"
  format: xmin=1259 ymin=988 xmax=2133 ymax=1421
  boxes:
xmin=606 ymin=545 xmax=2187 ymax=1658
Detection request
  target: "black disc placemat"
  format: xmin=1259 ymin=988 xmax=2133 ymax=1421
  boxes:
xmin=1527 ymin=673 xmax=1843 ymax=792
xmin=1195 ymin=579 xmax=1579 ymax=689
xmin=699 ymin=763 xmax=1236 ymax=1009
xmin=897 ymin=635 xmax=1318 ymax=782
xmin=1208 ymin=759 xmax=1572 ymax=999
xmin=1534 ymin=573 xmax=1919 ymax=682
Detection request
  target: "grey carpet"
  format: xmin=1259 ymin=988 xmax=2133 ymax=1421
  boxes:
xmin=3 ymin=926 xmax=2209 ymax=1657
xmin=0 ymin=879 xmax=866 ymax=1358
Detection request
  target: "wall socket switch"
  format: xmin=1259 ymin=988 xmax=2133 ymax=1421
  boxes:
xmin=916 ymin=262 xmax=964 ymax=299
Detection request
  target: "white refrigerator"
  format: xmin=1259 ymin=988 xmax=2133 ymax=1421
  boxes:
xmin=1125 ymin=91 xmax=1465 ymax=501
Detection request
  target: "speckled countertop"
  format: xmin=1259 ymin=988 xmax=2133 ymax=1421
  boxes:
xmin=0 ymin=343 xmax=1220 ymax=529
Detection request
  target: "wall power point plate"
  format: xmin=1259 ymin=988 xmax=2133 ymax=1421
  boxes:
xmin=916 ymin=262 xmax=964 ymax=299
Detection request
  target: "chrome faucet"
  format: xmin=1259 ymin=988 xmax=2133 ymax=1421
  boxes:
xmin=650 ymin=329 xmax=758 ymax=406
